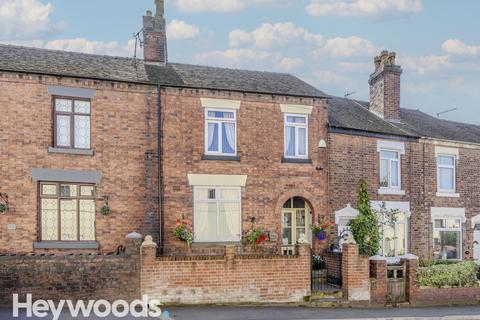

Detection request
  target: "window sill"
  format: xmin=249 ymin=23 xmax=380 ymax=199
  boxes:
xmin=282 ymin=157 xmax=312 ymax=164
xmin=436 ymin=192 xmax=460 ymax=198
xmin=48 ymin=147 xmax=94 ymax=156
xmin=33 ymin=242 xmax=99 ymax=250
xmin=378 ymin=188 xmax=406 ymax=195
xmin=202 ymin=154 xmax=240 ymax=161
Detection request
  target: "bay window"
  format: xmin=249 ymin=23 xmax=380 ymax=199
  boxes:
xmin=194 ymin=186 xmax=241 ymax=242
xmin=40 ymin=183 xmax=96 ymax=241
xmin=204 ymin=109 xmax=237 ymax=156
xmin=284 ymin=114 xmax=308 ymax=158
xmin=433 ymin=218 xmax=462 ymax=260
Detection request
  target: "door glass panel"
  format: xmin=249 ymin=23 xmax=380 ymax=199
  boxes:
xmin=283 ymin=212 xmax=292 ymax=227
xmin=384 ymin=224 xmax=395 ymax=257
xmin=296 ymin=227 xmax=306 ymax=242
xmin=397 ymin=223 xmax=406 ymax=256
xmin=296 ymin=210 xmax=306 ymax=226
xmin=292 ymin=197 xmax=305 ymax=208
xmin=282 ymin=228 xmax=292 ymax=245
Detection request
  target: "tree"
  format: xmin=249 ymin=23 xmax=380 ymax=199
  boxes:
xmin=349 ymin=180 xmax=381 ymax=256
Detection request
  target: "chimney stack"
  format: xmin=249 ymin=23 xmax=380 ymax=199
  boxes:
xmin=143 ymin=0 xmax=167 ymax=64
xmin=369 ymin=51 xmax=402 ymax=121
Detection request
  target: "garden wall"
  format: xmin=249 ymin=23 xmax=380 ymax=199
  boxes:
xmin=140 ymin=238 xmax=311 ymax=304
xmin=0 ymin=238 xmax=141 ymax=306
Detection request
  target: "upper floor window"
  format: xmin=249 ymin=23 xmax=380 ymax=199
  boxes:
xmin=39 ymin=182 xmax=96 ymax=242
xmin=204 ymin=109 xmax=237 ymax=156
xmin=379 ymin=150 xmax=400 ymax=189
xmin=437 ymin=155 xmax=456 ymax=193
xmin=54 ymin=97 xmax=91 ymax=149
xmin=193 ymin=186 xmax=241 ymax=242
xmin=284 ymin=114 xmax=308 ymax=158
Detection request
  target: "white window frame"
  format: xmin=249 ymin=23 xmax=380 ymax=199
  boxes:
xmin=379 ymin=149 xmax=401 ymax=190
xmin=193 ymin=186 xmax=242 ymax=243
xmin=284 ymin=113 xmax=308 ymax=159
xmin=204 ymin=108 xmax=237 ymax=156
xmin=436 ymin=155 xmax=456 ymax=194
xmin=432 ymin=217 xmax=462 ymax=261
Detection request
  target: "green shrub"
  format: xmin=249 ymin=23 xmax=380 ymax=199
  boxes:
xmin=350 ymin=180 xmax=380 ymax=256
xmin=417 ymin=261 xmax=480 ymax=288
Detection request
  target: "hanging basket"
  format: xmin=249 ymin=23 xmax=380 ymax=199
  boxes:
xmin=316 ymin=231 xmax=328 ymax=241
xmin=0 ymin=203 xmax=8 ymax=214
xmin=100 ymin=204 xmax=111 ymax=216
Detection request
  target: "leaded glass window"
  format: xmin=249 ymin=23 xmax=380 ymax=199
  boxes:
xmin=39 ymin=182 xmax=96 ymax=241
xmin=54 ymin=97 xmax=91 ymax=149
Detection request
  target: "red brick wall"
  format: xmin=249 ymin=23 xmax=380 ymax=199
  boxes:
xmin=0 ymin=72 xmax=159 ymax=253
xmin=369 ymin=259 xmax=387 ymax=305
xmin=328 ymin=132 xmax=480 ymax=260
xmin=161 ymin=87 xmax=329 ymax=253
xmin=341 ymin=244 xmax=370 ymax=301
xmin=141 ymin=243 xmax=311 ymax=304
xmin=0 ymin=238 xmax=141 ymax=306
xmin=404 ymin=258 xmax=480 ymax=306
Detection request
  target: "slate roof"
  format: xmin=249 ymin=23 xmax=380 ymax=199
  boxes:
xmin=328 ymin=97 xmax=416 ymax=138
xmin=0 ymin=44 xmax=327 ymax=98
xmin=328 ymin=97 xmax=480 ymax=144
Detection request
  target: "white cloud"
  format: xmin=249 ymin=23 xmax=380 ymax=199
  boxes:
xmin=277 ymin=57 xmax=303 ymax=71
xmin=312 ymin=70 xmax=348 ymax=85
xmin=314 ymin=36 xmax=375 ymax=57
xmin=306 ymin=0 xmax=423 ymax=17
xmin=399 ymin=55 xmax=450 ymax=75
xmin=0 ymin=38 xmax=137 ymax=57
xmin=0 ymin=0 xmax=64 ymax=39
xmin=193 ymin=48 xmax=275 ymax=67
xmin=172 ymin=0 xmax=245 ymax=13
xmin=167 ymin=20 xmax=200 ymax=40
xmin=229 ymin=22 xmax=323 ymax=50
xmin=172 ymin=0 xmax=294 ymax=13
xmin=442 ymin=39 xmax=480 ymax=57
xmin=337 ymin=61 xmax=371 ymax=73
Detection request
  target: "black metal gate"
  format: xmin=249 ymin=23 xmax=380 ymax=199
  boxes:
xmin=311 ymin=255 xmax=342 ymax=291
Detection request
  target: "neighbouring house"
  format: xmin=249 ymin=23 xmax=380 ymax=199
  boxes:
xmin=1 ymin=0 xmax=480 ymax=306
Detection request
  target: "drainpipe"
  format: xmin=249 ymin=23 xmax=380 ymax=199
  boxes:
xmin=157 ymin=85 xmax=163 ymax=254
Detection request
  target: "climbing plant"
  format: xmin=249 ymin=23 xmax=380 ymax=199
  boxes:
xmin=349 ymin=180 xmax=381 ymax=256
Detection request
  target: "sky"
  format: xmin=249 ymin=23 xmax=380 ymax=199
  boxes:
xmin=0 ymin=0 xmax=479 ymax=124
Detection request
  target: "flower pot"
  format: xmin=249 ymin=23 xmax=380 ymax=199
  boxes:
xmin=316 ymin=231 xmax=327 ymax=241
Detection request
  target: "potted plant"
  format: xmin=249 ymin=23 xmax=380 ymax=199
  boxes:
xmin=243 ymin=228 xmax=267 ymax=249
xmin=311 ymin=221 xmax=335 ymax=241
xmin=173 ymin=215 xmax=195 ymax=250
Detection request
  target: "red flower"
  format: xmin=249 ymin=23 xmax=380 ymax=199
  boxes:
xmin=176 ymin=218 xmax=180 ymax=225
xmin=321 ymin=224 xmax=327 ymax=229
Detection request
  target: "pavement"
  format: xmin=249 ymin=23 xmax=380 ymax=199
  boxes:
xmin=2 ymin=306 xmax=480 ymax=320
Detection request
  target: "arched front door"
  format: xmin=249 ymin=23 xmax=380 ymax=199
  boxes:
xmin=281 ymin=197 xmax=312 ymax=254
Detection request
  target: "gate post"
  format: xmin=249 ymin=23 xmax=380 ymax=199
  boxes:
xmin=401 ymin=254 xmax=418 ymax=303
xmin=370 ymin=256 xmax=387 ymax=305
xmin=341 ymin=244 xmax=370 ymax=302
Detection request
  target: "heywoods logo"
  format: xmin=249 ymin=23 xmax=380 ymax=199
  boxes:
xmin=13 ymin=294 xmax=170 ymax=319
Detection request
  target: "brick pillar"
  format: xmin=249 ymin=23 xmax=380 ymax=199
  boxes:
xmin=342 ymin=244 xmax=370 ymax=302
xmin=141 ymin=235 xmax=157 ymax=265
xmin=369 ymin=256 xmax=387 ymax=305
xmin=401 ymin=254 xmax=418 ymax=303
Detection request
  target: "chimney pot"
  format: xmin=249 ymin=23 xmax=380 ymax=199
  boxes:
xmin=143 ymin=0 xmax=167 ymax=64
xmin=369 ymin=50 xmax=402 ymax=121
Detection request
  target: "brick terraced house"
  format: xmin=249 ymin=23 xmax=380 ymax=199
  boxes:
xmin=1 ymin=0 xmax=480 ymax=305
